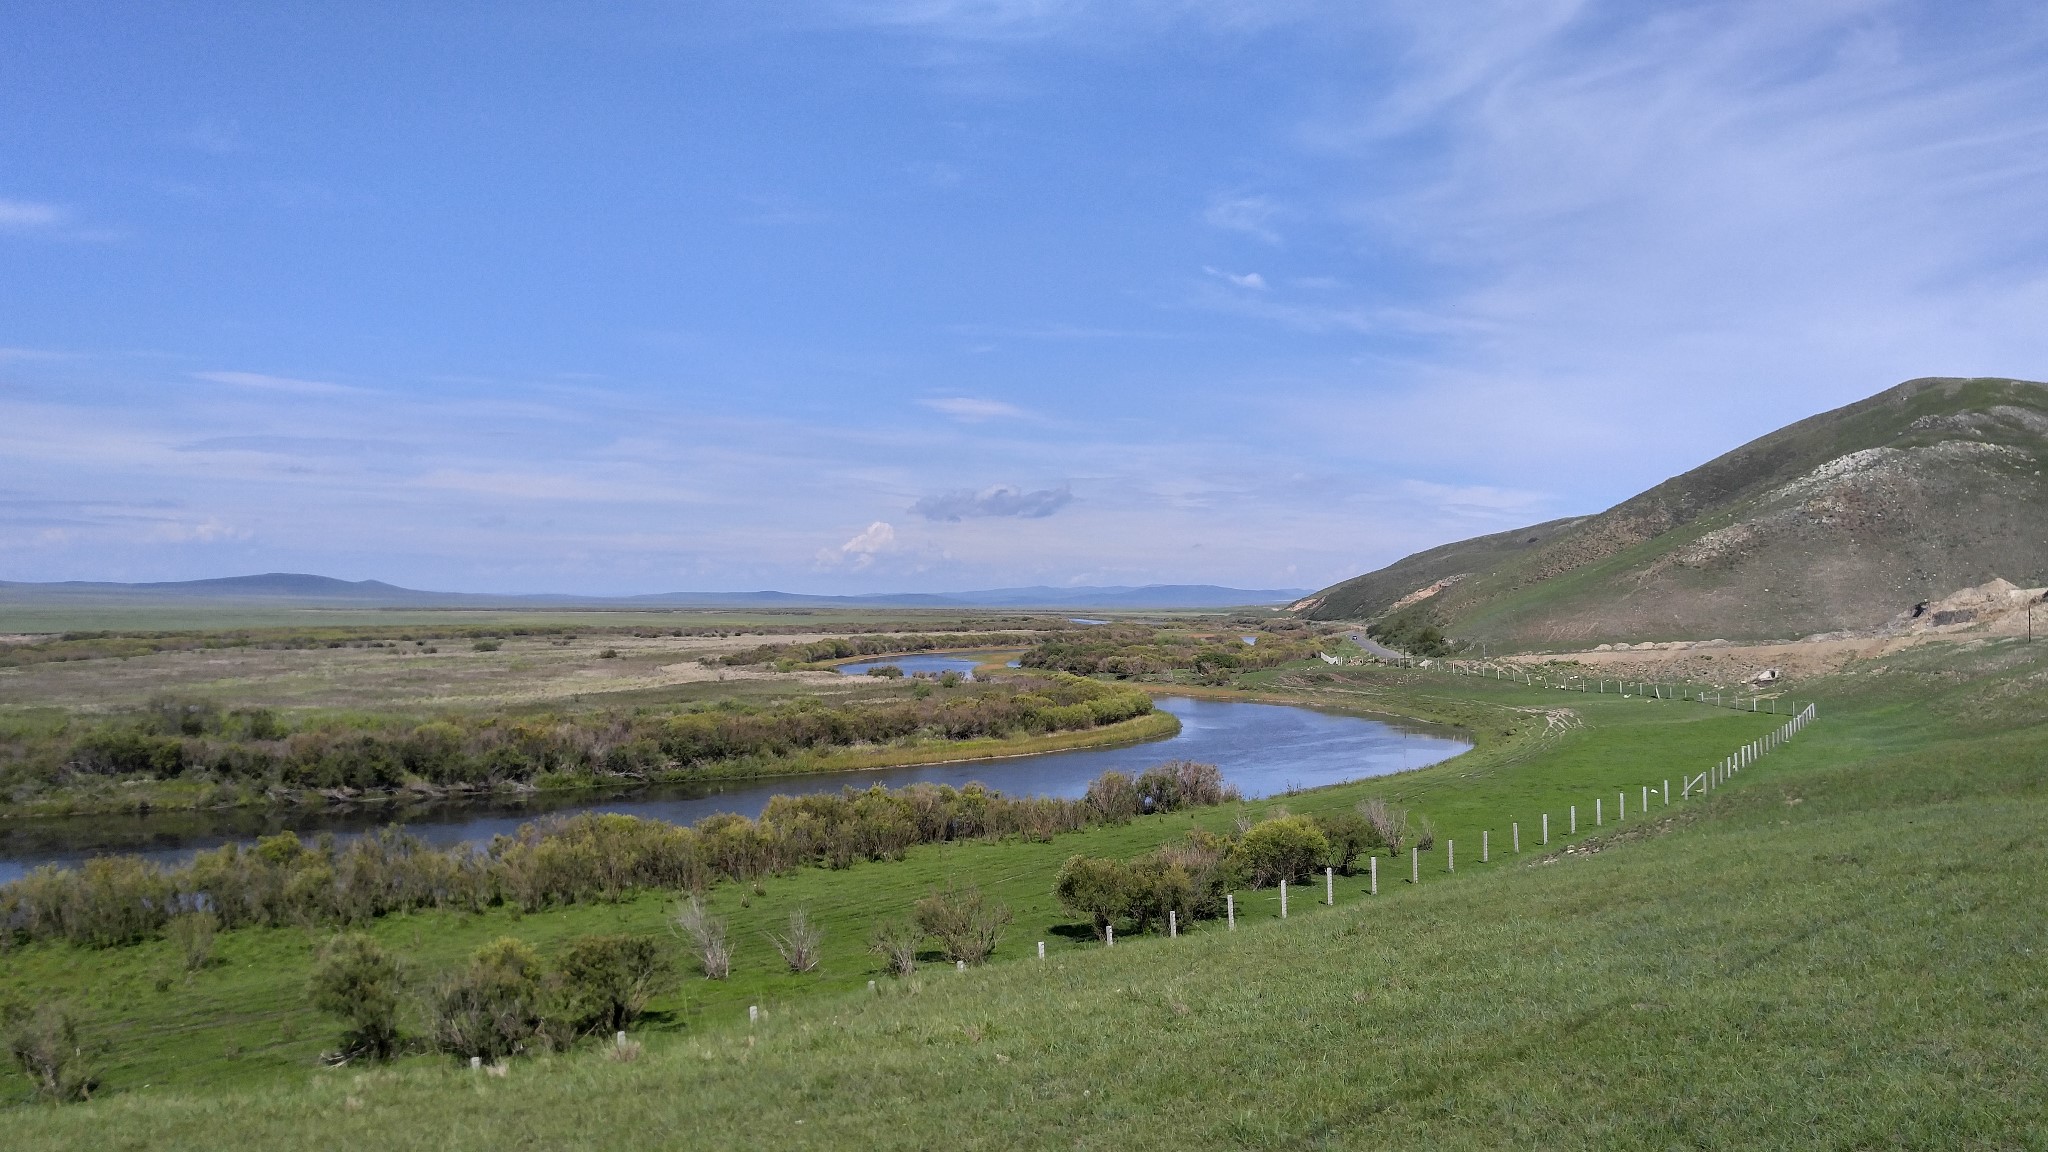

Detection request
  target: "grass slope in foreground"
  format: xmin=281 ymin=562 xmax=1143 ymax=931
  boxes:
xmin=11 ymin=644 xmax=2048 ymax=1147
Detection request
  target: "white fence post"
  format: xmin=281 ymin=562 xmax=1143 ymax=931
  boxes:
xmin=1106 ymin=924 xmax=1114 ymax=947
xmin=1447 ymin=839 xmax=1454 ymax=872
xmin=1542 ymin=813 xmax=1550 ymax=844
xmin=1513 ymin=822 xmax=1521 ymax=852
xmin=1482 ymin=829 xmax=1490 ymax=863
xmin=1596 ymin=799 xmax=1602 ymax=826
xmin=1170 ymin=910 xmax=1178 ymax=938
xmin=1038 ymin=941 xmax=1046 ymax=960
xmin=1326 ymin=866 xmax=1334 ymax=905
xmin=1281 ymin=879 xmax=1288 ymax=918
xmin=1664 ymin=779 xmax=1669 ymax=804
xmin=1369 ymin=856 xmax=1378 ymax=896
xmin=1227 ymin=893 xmax=1236 ymax=928
xmin=1411 ymin=846 xmax=1420 ymax=884
xmin=1571 ymin=805 xmax=1578 ymax=833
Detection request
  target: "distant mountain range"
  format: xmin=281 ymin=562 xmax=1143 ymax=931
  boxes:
xmin=1297 ymin=376 xmax=2048 ymax=645
xmin=0 ymin=573 xmax=1310 ymax=611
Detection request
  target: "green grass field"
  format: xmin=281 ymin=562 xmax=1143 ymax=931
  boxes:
xmin=7 ymin=638 xmax=2045 ymax=1147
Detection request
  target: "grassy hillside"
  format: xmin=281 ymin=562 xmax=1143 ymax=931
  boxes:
xmin=1305 ymin=376 xmax=2048 ymax=647
xmin=11 ymin=639 xmax=2047 ymax=1147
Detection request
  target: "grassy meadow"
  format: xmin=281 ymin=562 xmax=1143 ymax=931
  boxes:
xmin=6 ymin=633 xmax=2047 ymax=1146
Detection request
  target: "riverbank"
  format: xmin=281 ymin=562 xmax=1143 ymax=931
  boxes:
xmin=0 ymin=710 xmax=1182 ymax=823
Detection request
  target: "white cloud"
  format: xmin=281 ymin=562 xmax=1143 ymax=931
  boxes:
xmin=192 ymin=370 xmax=362 ymax=396
xmin=1202 ymin=266 xmax=1267 ymax=290
xmin=1202 ymin=194 xmax=1283 ymax=243
xmin=0 ymin=199 xmax=65 ymax=231
xmin=920 ymin=396 xmax=1029 ymax=421
xmin=819 ymin=521 xmax=898 ymax=569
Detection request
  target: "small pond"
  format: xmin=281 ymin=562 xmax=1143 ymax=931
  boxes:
xmin=835 ymin=653 xmax=985 ymax=680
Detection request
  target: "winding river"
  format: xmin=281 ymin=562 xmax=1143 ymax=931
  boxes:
xmin=0 ymin=697 xmax=1469 ymax=884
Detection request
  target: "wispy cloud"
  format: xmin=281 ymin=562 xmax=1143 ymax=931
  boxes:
xmin=1202 ymin=194 xmax=1283 ymax=243
xmin=919 ymin=396 xmax=1029 ymax=421
xmin=912 ymin=484 xmax=1072 ymax=521
xmin=1202 ymin=265 xmax=1267 ymax=290
xmin=192 ymin=370 xmax=362 ymax=396
xmin=0 ymin=199 xmax=66 ymax=231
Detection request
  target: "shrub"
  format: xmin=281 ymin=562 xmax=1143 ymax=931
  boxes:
xmin=1359 ymin=797 xmax=1407 ymax=856
xmin=1235 ymin=815 xmax=1329 ymax=887
xmin=599 ymin=648 xmax=620 ymax=659
xmin=472 ymin=640 xmax=501 ymax=652
xmin=428 ymin=937 xmax=553 ymax=1061
xmin=556 ymin=934 xmax=673 ymax=1034
xmin=865 ymin=664 xmax=905 ymax=678
xmin=1412 ymin=814 xmax=1438 ymax=852
xmin=1055 ymin=856 xmax=1132 ymax=939
xmin=3 ymin=1001 xmax=96 ymax=1102
xmin=769 ymin=909 xmax=823 ymax=973
xmin=1313 ymin=812 xmax=1379 ymax=874
xmin=868 ymin=917 xmax=921 ymax=976
xmin=1084 ymin=770 xmax=1141 ymax=824
xmin=913 ymin=883 xmax=1012 ymax=965
xmin=307 ymin=932 xmax=404 ymax=1062
xmin=1135 ymin=760 xmax=1235 ymax=813
xmin=673 ymin=896 xmax=731 ymax=979
xmin=169 ymin=910 xmax=217 ymax=972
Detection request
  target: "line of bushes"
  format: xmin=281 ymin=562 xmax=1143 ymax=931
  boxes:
xmin=1021 ymin=626 xmax=1326 ymax=681
xmin=710 ymin=632 xmax=1024 ymax=668
xmin=0 ymin=761 xmax=1231 ymax=950
xmin=1053 ymin=798 xmax=1419 ymax=938
xmin=2 ymin=675 xmax=1154 ymax=798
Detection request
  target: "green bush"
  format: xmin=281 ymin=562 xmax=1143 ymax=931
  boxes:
xmin=1313 ymin=812 xmax=1381 ymax=874
xmin=307 ymin=933 xmax=404 ymax=1062
xmin=1234 ymin=815 xmax=1329 ymax=887
xmin=3 ymin=1001 xmax=97 ymax=1102
xmin=555 ymin=934 xmax=673 ymax=1034
xmin=912 ymin=883 xmax=1013 ymax=965
xmin=472 ymin=640 xmax=501 ymax=652
xmin=168 ymin=910 xmax=217 ymax=972
xmin=428 ymin=937 xmax=554 ymax=1061
xmin=1055 ymin=856 xmax=1133 ymax=939
xmin=1084 ymin=770 xmax=1141 ymax=824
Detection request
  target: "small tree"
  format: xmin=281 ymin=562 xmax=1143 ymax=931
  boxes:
xmin=3 ymin=1001 xmax=96 ymax=1102
xmin=868 ymin=918 xmax=921 ymax=976
xmin=769 ymin=909 xmax=823 ymax=973
xmin=307 ymin=932 xmax=404 ymax=1062
xmin=556 ymin=934 xmax=673 ymax=1034
xmin=169 ymin=909 xmax=218 ymax=973
xmin=913 ymin=883 xmax=1013 ymax=965
xmin=672 ymin=896 xmax=731 ymax=979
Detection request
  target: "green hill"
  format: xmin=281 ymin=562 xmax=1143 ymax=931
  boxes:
xmin=1299 ymin=376 xmax=2048 ymax=647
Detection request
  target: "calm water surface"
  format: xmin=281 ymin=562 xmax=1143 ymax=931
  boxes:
xmin=0 ymin=697 xmax=1468 ymax=883
xmin=835 ymin=653 xmax=985 ymax=680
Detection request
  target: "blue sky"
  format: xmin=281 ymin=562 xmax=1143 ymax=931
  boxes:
xmin=5 ymin=1 xmax=2048 ymax=594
